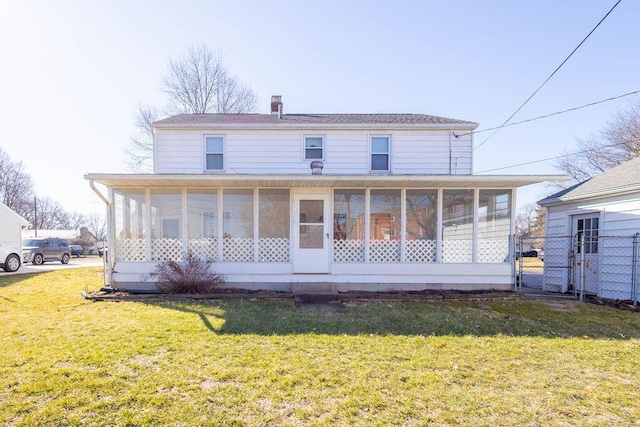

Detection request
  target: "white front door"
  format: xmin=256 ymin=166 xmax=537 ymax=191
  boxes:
xmin=293 ymin=194 xmax=330 ymax=273
xmin=572 ymin=213 xmax=599 ymax=294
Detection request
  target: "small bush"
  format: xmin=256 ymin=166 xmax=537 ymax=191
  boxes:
xmin=151 ymin=252 xmax=225 ymax=294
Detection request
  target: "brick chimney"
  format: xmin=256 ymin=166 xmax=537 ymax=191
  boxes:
xmin=270 ymin=95 xmax=283 ymax=118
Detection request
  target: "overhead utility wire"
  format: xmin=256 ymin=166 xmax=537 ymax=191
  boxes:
xmin=475 ymin=138 xmax=635 ymax=173
xmin=472 ymin=0 xmax=623 ymax=152
xmin=455 ymin=90 xmax=640 ymax=137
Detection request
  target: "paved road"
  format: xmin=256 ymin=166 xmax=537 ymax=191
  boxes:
xmin=2 ymin=256 xmax=105 ymax=276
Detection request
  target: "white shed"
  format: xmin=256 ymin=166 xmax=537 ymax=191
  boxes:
xmin=0 ymin=202 xmax=29 ymax=249
xmin=538 ymin=157 xmax=640 ymax=300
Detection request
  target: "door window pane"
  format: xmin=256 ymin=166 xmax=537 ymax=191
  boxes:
xmin=299 ymin=200 xmax=324 ymax=249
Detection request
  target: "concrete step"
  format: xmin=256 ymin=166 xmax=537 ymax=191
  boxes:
xmin=293 ymin=283 xmax=341 ymax=305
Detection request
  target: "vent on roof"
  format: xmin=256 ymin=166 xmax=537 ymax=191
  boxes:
xmin=270 ymin=95 xmax=283 ymax=118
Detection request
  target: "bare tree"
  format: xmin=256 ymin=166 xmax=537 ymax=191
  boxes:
xmin=0 ymin=147 xmax=34 ymax=218
xmin=85 ymin=212 xmax=107 ymax=242
xmin=125 ymin=45 xmax=258 ymax=172
xmin=556 ymin=99 xmax=640 ymax=183
xmin=24 ymin=197 xmax=69 ymax=230
xmin=125 ymin=104 xmax=158 ymax=172
xmin=515 ymin=203 xmax=545 ymax=239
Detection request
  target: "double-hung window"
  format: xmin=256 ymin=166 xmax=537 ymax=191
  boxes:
xmin=371 ymin=136 xmax=390 ymax=171
xmin=205 ymin=136 xmax=224 ymax=171
xmin=304 ymin=136 xmax=324 ymax=160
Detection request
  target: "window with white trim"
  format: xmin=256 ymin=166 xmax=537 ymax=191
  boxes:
xmin=370 ymin=136 xmax=390 ymax=171
xmin=205 ymin=136 xmax=224 ymax=171
xmin=304 ymin=136 xmax=324 ymax=160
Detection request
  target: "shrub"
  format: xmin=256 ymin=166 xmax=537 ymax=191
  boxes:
xmin=151 ymin=252 xmax=225 ymax=294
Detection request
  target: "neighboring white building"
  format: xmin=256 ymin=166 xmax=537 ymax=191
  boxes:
xmin=539 ymin=156 xmax=640 ymax=300
xmin=0 ymin=202 xmax=29 ymax=249
xmin=22 ymin=229 xmax=79 ymax=240
xmin=86 ymin=96 xmax=565 ymax=292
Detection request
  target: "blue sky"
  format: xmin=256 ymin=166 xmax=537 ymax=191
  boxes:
xmin=1 ymin=0 xmax=638 ymax=214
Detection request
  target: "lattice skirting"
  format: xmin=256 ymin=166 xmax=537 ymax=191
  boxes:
xmin=151 ymin=238 xmax=183 ymax=262
xmin=406 ymin=239 xmax=436 ymax=263
xmin=442 ymin=240 xmax=472 ymax=263
xmin=369 ymin=239 xmax=401 ymax=263
xmin=223 ymin=238 xmax=254 ymax=262
xmin=188 ymin=238 xmax=218 ymax=262
xmin=259 ymin=238 xmax=289 ymax=262
xmin=333 ymin=239 xmax=365 ymax=263
xmin=115 ymin=238 xmax=146 ymax=262
xmin=478 ymin=239 xmax=509 ymax=263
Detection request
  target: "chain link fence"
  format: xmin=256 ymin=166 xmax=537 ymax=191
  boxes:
xmin=516 ymin=233 xmax=640 ymax=304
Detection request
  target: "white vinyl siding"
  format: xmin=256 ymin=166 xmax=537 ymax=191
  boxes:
xmin=154 ymin=129 xmax=474 ymax=175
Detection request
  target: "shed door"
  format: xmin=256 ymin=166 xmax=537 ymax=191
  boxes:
xmin=293 ymin=194 xmax=330 ymax=273
xmin=572 ymin=214 xmax=599 ymax=294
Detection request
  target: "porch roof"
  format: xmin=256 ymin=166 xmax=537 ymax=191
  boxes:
xmin=85 ymin=173 xmax=569 ymax=189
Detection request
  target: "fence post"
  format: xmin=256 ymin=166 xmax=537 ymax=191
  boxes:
xmin=579 ymin=233 xmax=586 ymax=302
xmin=633 ymin=233 xmax=639 ymax=306
xmin=518 ymin=235 xmax=524 ymax=293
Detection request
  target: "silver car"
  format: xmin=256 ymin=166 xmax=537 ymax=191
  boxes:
xmin=22 ymin=238 xmax=71 ymax=265
xmin=0 ymin=242 xmax=22 ymax=272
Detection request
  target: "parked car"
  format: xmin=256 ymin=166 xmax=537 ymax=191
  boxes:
xmin=98 ymin=246 xmax=107 ymax=257
xmin=69 ymin=244 xmax=84 ymax=257
xmin=22 ymin=238 xmax=71 ymax=265
xmin=515 ymin=250 xmax=538 ymax=259
xmin=0 ymin=242 xmax=22 ymax=272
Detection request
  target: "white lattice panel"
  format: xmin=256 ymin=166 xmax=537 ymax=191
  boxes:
xmin=442 ymin=240 xmax=472 ymax=263
xmin=406 ymin=239 xmax=436 ymax=263
xmin=223 ymin=238 xmax=254 ymax=262
xmin=369 ymin=239 xmax=401 ymax=263
xmin=115 ymin=238 xmax=146 ymax=262
xmin=333 ymin=239 xmax=365 ymax=263
xmin=188 ymin=238 xmax=218 ymax=262
xmin=478 ymin=240 xmax=509 ymax=263
xmin=259 ymin=238 xmax=289 ymax=262
xmin=151 ymin=238 xmax=183 ymax=262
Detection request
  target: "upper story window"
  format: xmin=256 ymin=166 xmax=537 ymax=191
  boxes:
xmin=371 ymin=136 xmax=390 ymax=171
xmin=205 ymin=136 xmax=224 ymax=171
xmin=304 ymin=136 xmax=324 ymax=160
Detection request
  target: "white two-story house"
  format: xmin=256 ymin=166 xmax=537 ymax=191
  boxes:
xmin=86 ymin=96 xmax=565 ymax=292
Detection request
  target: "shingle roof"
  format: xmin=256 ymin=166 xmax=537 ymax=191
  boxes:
xmin=539 ymin=156 xmax=640 ymax=205
xmin=153 ymin=113 xmax=478 ymax=127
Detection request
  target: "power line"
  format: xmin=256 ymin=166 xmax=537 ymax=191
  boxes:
xmin=475 ymin=138 xmax=634 ymax=173
xmin=456 ymin=90 xmax=640 ymax=137
xmin=473 ymin=0 xmax=623 ymax=152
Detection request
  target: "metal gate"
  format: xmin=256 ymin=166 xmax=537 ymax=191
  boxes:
xmin=516 ymin=233 xmax=640 ymax=304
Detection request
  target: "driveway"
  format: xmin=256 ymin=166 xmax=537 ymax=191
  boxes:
xmin=2 ymin=256 xmax=105 ymax=276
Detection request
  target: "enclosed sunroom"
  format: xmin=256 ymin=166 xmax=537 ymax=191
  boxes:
xmin=86 ymin=173 xmax=560 ymax=292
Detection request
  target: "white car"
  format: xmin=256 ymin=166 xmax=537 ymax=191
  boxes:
xmin=0 ymin=242 xmax=22 ymax=272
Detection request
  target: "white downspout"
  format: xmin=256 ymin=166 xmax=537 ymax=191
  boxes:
xmin=89 ymin=179 xmax=111 ymax=289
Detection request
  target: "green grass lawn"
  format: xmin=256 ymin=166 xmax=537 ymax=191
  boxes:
xmin=1 ymin=268 xmax=639 ymax=426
